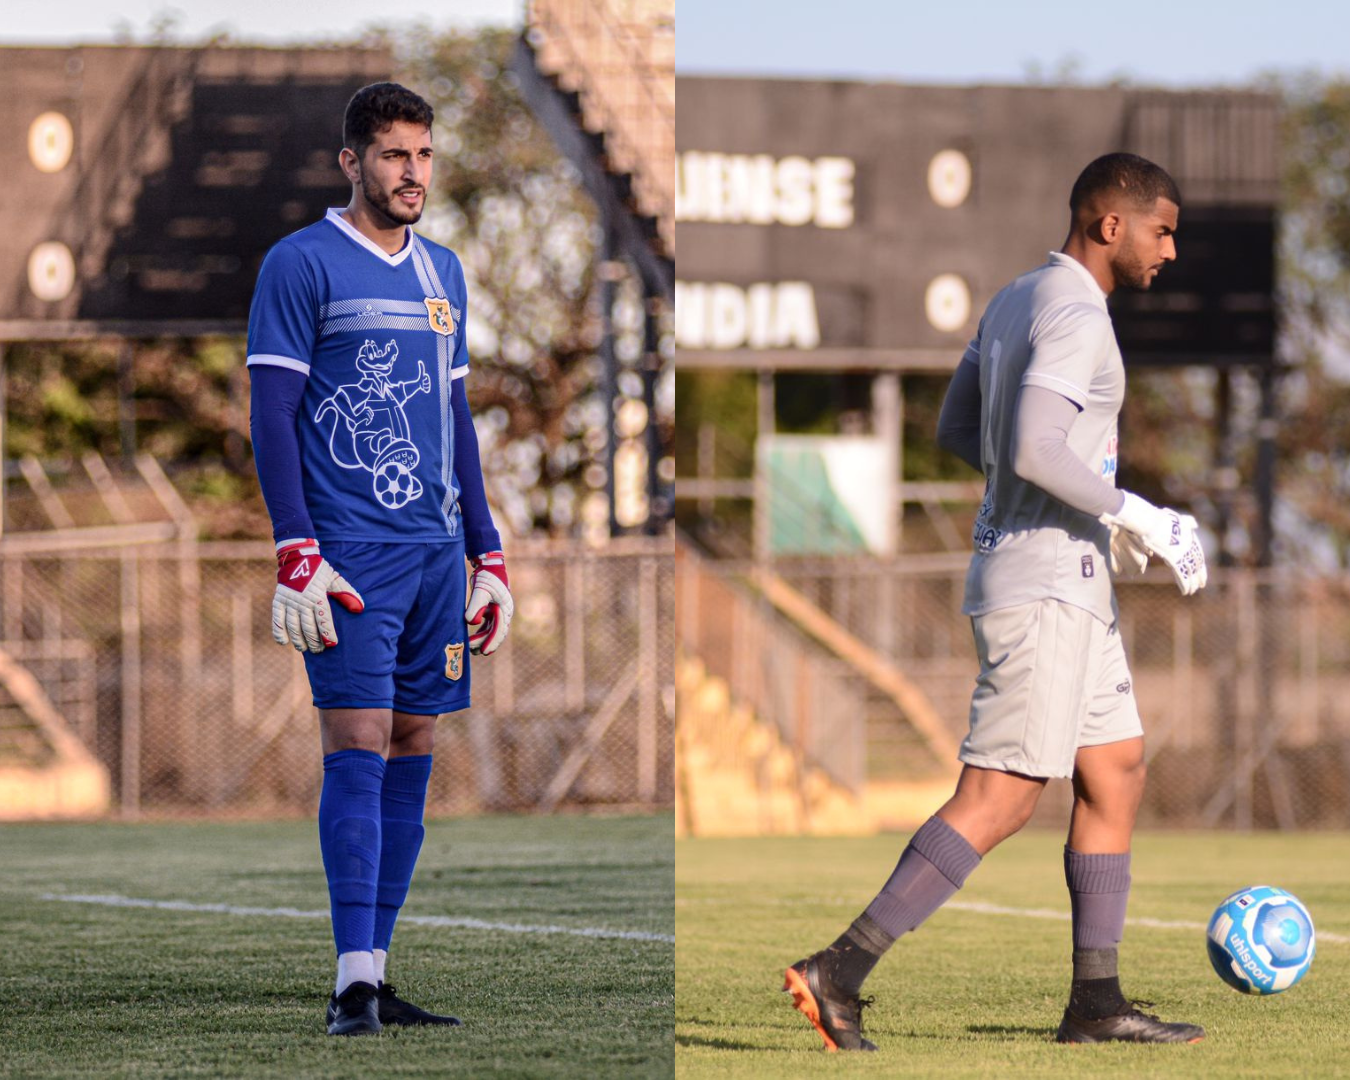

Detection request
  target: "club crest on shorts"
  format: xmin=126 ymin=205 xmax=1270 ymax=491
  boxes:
xmin=424 ymin=297 xmax=456 ymax=337
xmin=444 ymin=642 xmax=464 ymax=681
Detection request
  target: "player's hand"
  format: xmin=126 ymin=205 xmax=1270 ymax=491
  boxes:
xmin=1100 ymin=492 xmax=1208 ymax=596
xmin=1108 ymin=523 xmax=1150 ymax=578
xmin=466 ymin=550 xmax=513 ymax=656
xmin=272 ymin=538 xmax=365 ymax=652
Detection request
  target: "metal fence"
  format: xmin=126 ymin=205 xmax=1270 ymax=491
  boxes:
xmin=681 ymin=550 xmax=1350 ymax=830
xmin=0 ymin=537 xmax=674 ymax=818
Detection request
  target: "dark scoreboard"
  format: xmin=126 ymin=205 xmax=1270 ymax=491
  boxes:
xmin=676 ymin=79 xmax=1279 ymax=366
xmin=2 ymin=45 xmax=392 ymax=330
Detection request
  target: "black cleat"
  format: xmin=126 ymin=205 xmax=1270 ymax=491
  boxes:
xmin=326 ymin=981 xmax=382 ymax=1036
xmin=783 ymin=952 xmax=877 ymax=1052
xmin=1056 ymin=1001 xmax=1205 ymax=1044
xmin=378 ymin=983 xmax=463 ymax=1027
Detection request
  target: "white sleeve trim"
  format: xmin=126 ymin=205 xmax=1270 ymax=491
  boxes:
xmin=1021 ymin=371 xmax=1087 ymax=407
xmin=450 ymin=365 xmax=470 ymax=380
xmin=247 ymin=354 xmax=311 ymax=375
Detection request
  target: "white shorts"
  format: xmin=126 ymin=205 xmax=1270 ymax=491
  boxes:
xmin=959 ymin=598 xmax=1142 ymax=779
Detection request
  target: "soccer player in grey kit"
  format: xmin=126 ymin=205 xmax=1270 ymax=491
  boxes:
xmin=784 ymin=153 xmax=1209 ymax=1051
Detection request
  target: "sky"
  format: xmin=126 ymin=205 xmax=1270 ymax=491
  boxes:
xmin=677 ymin=0 xmax=1350 ymax=88
xmin=1 ymin=0 xmax=521 ymax=45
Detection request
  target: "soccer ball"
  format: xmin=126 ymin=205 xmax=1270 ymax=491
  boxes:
xmin=372 ymin=459 xmax=420 ymax=509
xmin=1206 ymin=886 xmax=1315 ymax=994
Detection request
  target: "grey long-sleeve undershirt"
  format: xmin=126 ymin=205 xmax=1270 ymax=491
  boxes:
xmin=1012 ymin=384 xmax=1125 ymax=518
xmin=936 ymin=360 xmax=1125 ymax=517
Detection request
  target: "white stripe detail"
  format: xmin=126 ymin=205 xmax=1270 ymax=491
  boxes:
xmin=671 ymin=895 xmax=1349 ymax=944
xmin=324 ymin=208 xmax=413 ymax=267
xmin=39 ymin=893 xmax=674 ymax=943
xmin=319 ymin=315 xmax=433 ymax=338
xmin=412 ymin=237 xmax=447 ymax=298
xmin=409 ymin=240 xmax=435 ymax=296
xmin=944 ymin=900 xmax=1350 ymax=944
xmin=246 ymin=354 xmax=311 ymax=375
xmin=450 ymin=365 xmax=469 ymax=380
xmin=320 ymin=298 xmax=427 ymax=318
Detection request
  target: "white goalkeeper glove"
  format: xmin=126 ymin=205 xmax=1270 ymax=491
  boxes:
xmin=466 ymin=550 xmax=513 ymax=656
xmin=272 ymin=538 xmax=365 ymax=652
xmin=1100 ymin=492 xmax=1208 ymax=596
xmin=1108 ymin=524 xmax=1150 ymax=578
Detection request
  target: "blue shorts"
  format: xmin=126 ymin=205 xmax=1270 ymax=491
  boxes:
xmin=302 ymin=539 xmax=471 ymax=715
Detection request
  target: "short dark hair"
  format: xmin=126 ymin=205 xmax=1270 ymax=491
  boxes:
xmin=343 ymin=82 xmax=434 ymax=159
xmin=1069 ymin=152 xmax=1180 ymax=214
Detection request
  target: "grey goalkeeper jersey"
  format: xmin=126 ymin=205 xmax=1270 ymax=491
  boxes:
xmin=962 ymin=251 xmax=1124 ymax=625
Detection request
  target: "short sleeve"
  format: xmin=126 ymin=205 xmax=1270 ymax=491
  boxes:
xmin=246 ymin=241 xmax=318 ymax=376
xmin=1021 ymin=301 xmax=1113 ymax=409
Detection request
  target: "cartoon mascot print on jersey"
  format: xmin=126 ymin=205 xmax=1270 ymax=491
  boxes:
xmin=314 ymin=338 xmax=432 ymax=509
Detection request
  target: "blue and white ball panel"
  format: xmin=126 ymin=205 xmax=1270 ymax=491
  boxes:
xmin=1206 ymin=886 xmax=1315 ymax=994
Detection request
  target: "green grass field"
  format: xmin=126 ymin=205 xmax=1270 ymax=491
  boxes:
xmin=2 ymin=814 xmax=673 ymax=1079
xmin=676 ymin=830 xmax=1350 ymax=1079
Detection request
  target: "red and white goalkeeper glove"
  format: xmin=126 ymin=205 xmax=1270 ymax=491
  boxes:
xmin=272 ymin=539 xmax=365 ymax=653
xmin=466 ymin=550 xmax=513 ymax=656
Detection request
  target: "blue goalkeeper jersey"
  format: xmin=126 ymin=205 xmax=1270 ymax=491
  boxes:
xmin=247 ymin=209 xmax=469 ymax=543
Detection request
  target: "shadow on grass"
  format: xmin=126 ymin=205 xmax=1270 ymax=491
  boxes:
xmin=676 ymin=1033 xmax=766 ymax=1052
xmin=965 ymin=1023 xmax=1056 ymax=1040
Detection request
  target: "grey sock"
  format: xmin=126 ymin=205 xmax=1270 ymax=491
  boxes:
xmin=863 ymin=816 xmax=982 ymax=939
xmin=1063 ymin=847 xmax=1131 ymax=950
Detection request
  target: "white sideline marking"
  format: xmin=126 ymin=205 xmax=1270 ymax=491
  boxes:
xmin=39 ymin=893 xmax=675 ymax=944
xmin=945 ymin=900 xmax=1349 ymax=944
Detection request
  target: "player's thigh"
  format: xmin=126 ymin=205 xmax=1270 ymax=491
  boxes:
xmin=960 ymin=599 xmax=1098 ymax=780
xmin=391 ymin=542 xmax=471 ymax=716
xmin=1074 ymin=621 xmax=1145 ymax=785
xmin=302 ymin=541 xmax=425 ymax=710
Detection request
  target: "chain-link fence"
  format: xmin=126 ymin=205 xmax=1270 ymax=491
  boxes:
xmin=682 ymin=551 xmax=1350 ymax=830
xmin=0 ymin=537 xmax=673 ymax=818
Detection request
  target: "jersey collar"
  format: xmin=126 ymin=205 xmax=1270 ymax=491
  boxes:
xmin=1047 ymin=251 xmax=1108 ymax=309
xmin=325 ymin=208 xmax=414 ymax=266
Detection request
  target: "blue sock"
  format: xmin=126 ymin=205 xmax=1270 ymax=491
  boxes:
xmin=318 ymin=749 xmax=386 ymax=958
xmin=373 ymin=754 xmax=433 ymax=955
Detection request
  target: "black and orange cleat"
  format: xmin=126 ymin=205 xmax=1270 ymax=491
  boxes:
xmin=783 ymin=952 xmax=877 ymax=1052
xmin=377 ymin=983 xmax=463 ymax=1027
xmin=1056 ymin=1001 xmax=1204 ymax=1044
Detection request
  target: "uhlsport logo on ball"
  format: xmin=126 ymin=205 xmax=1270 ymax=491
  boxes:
xmin=1206 ymin=886 xmax=1315 ymax=994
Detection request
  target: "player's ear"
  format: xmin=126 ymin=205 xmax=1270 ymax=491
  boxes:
xmin=1099 ymin=211 xmax=1123 ymax=244
xmin=338 ymin=147 xmax=360 ymax=183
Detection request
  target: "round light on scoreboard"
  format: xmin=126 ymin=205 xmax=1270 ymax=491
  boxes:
xmin=925 ymin=273 xmax=971 ymax=333
xmin=927 ymin=149 xmax=972 ymax=208
xmin=27 ymin=241 xmax=76 ymax=302
xmin=28 ymin=112 xmax=75 ymax=173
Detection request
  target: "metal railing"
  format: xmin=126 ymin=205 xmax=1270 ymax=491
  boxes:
xmin=0 ymin=537 xmax=674 ymax=818
xmin=527 ymin=0 xmax=674 ymax=252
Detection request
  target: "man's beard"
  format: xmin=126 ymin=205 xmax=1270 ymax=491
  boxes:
xmin=362 ymin=172 xmax=423 ymax=226
xmin=1111 ymin=246 xmax=1157 ymax=292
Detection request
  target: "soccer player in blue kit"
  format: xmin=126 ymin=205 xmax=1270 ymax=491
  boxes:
xmin=247 ymin=82 xmax=514 ymax=1036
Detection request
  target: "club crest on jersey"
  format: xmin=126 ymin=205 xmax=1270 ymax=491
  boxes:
xmin=424 ymin=297 xmax=456 ymax=337
xmin=444 ymin=642 xmax=464 ymax=681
